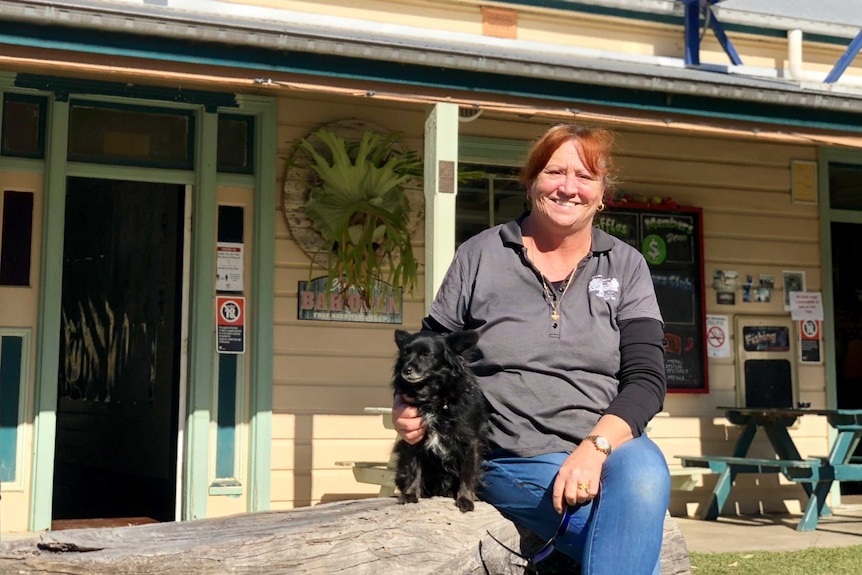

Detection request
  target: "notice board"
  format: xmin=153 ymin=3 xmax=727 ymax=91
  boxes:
xmin=597 ymin=204 xmax=708 ymax=392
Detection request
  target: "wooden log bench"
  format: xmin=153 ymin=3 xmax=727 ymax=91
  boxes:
xmin=0 ymin=497 xmax=692 ymax=574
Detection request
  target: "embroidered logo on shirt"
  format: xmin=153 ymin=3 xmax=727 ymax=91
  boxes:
xmin=589 ymin=276 xmax=620 ymax=301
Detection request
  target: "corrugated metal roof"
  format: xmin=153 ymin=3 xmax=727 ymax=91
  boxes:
xmin=717 ymin=0 xmax=862 ymax=29
xmin=3 ymin=0 xmax=862 ymax=130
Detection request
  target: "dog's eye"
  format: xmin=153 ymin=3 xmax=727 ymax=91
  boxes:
xmin=419 ymin=351 xmax=430 ymax=358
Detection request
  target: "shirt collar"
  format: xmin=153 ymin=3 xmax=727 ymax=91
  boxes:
xmin=500 ymin=211 xmax=616 ymax=254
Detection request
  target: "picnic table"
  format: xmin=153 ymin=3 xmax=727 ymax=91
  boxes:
xmin=677 ymin=406 xmax=862 ymax=531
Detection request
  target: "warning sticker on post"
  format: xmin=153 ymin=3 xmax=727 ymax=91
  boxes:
xmin=217 ymin=296 xmax=245 ymax=354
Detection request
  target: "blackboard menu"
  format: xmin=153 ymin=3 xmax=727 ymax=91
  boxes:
xmin=597 ymin=204 xmax=708 ymax=392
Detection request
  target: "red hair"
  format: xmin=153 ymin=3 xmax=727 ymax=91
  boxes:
xmin=519 ymin=124 xmax=616 ymax=191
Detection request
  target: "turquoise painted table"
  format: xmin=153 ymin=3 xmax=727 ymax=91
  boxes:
xmin=677 ymin=407 xmax=862 ymax=531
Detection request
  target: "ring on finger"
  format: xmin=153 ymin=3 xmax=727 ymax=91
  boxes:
xmin=578 ymin=482 xmax=591 ymax=495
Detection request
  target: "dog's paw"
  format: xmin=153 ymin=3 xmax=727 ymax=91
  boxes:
xmin=398 ymin=493 xmax=420 ymax=505
xmin=455 ymin=497 xmax=475 ymax=513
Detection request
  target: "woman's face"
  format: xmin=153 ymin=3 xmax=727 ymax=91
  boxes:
xmin=528 ymin=139 xmax=605 ymax=233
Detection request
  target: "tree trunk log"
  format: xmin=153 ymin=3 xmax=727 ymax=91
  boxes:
xmin=0 ymin=498 xmax=691 ymax=574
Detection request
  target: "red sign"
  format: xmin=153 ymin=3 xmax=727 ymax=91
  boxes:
xmin=217 ymin=296 xmax=245 ymax=353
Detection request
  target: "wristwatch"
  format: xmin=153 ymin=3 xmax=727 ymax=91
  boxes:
xmin=584 ymin=435 xmax=612 ymax=456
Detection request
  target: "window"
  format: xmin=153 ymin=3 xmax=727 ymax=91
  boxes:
xmin=217 ymin=114 xmax=254 ymax=174
xmin=0 ymin=190 xmax=34 ymax=286
xmin=68 ymin=101 xmax=194 ymax=169
xmin=0 ymin=329 xmax=29 ymax=485
xmin=456 ymin=164 xmax=526 ymax=244
xmin=2 ymin=93 xmax=46 ymax=159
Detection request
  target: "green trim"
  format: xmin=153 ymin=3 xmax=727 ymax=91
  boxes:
xmin=458 ymin=136 xmax=528 ymax=167
xmin=241 ymin=94 xmax=275 ymax=513
xmin=208 ymin=480 xmax=243 ymax=496
xmin=184 ymin=110 xmax=218 ymax=521
xmin=2 ymin=23 xmax=861 ymax=132
xmin=30 ymin=98 xmax=68 ymax=531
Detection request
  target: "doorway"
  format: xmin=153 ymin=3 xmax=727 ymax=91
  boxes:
xmin=828 ymin=161 xmax=862 ymax=496
xmin=52 ymin=177 xmax=185 ymax=524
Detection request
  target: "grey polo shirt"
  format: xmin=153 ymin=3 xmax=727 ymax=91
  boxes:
xmin=428 ymin=216 xmax=663 ymax=457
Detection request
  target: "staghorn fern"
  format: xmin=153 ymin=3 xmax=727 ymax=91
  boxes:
xmin=287 ymin=127 xmax=421 ymax=310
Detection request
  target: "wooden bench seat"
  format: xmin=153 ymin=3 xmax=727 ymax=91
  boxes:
xmin=677 ymin=455 xmax=829 ymax=482
xmin=668 ymin=467 xmax=715 ymax=491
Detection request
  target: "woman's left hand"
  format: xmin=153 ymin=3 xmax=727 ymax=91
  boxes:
xmin=551 ymin=444 xmax=606 ymax=513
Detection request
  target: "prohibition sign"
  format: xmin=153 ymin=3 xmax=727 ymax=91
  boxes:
xmin=217 ymin=296 xmax=245 ymax=353
xmin=800 ymin=319 xmax=819 ymax=339
xmin=707 ymin=325 xmax=726 ymax=349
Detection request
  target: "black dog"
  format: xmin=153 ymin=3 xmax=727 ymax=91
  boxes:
xmin=391 ymin=329 xmax=490 ymax=513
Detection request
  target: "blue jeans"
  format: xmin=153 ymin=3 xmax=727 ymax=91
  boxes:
xmin=479 ymin=434 xmax=670 ymax=575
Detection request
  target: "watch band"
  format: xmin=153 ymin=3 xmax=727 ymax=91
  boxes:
xmin=584 ymin=435 xmax=612 ymax=456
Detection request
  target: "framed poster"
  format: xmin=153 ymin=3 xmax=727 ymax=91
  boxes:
xmin=599 ymin=203 xmax=708 ymax=392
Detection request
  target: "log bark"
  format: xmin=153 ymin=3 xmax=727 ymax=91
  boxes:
xmin=0 ymin=498 xmax=691 ymax=574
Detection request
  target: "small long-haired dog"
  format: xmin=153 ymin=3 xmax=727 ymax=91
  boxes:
xmin=392 ymin=329 xmax=490 ymax=512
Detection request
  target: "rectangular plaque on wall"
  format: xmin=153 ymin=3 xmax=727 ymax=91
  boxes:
xmin=598 ymin=203 xmax=708 ymax=393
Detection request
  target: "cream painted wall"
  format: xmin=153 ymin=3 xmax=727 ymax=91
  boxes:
xmin=270 ymin=91 xmax=828 ymax=519
xmin=271 ymin=94 xmax=432 ymax=507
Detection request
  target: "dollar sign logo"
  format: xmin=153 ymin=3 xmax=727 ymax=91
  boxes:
xmin=642 ymin=234 xmax=666 ymax=265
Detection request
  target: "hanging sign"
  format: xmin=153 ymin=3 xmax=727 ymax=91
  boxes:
xmin=217 ymin=296 xmax=245 ymax=354
xmin=216 ymin=242 xmax=244 ymax=292
xmin=706 ymin=315 xmax=730 ymax=359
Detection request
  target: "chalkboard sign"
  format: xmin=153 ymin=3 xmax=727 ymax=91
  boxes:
xmin=597 ymin=204 xmax=708 ymax=392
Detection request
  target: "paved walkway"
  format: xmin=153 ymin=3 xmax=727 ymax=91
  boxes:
xmin=676 ymin=504 xmax=862 ymax=554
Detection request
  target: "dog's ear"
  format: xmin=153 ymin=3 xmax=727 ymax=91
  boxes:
xmin=394 ymin=329 xmax=411 ymax=350
xmin=446 ymin=330 xmax=479 ymax=357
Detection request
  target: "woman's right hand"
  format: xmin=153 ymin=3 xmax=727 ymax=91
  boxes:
xmin=392 ymin=394 xmax=425 ymax=444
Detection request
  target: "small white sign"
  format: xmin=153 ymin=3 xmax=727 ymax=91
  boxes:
xmin=216 ymin=242 xmax=244 ymax=292
xmin=706 ymin=315 xmax=730 ymax=358
xmin=790 ymin=292 xmax=823 ymax=321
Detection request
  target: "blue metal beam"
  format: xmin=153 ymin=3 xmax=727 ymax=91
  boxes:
xmin=824 ymin=29 xmax=862 ymax=84
xmin=707 ymin=10 xmax=743 ymax=66
xmin=680 ymin=0 xmax=742 ymax=67
xmin=682 ymin=0 xmax=702 ymax=66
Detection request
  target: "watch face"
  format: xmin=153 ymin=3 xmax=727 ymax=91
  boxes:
xmin=596 ymin=437 xmax=611 ymax=450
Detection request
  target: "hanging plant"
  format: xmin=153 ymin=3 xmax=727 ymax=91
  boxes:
xmin=284 ymin=124 xmax=421 ymax=310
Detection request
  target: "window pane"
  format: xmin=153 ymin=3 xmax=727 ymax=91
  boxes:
xmin=0 ymin=190 xmax=34 ymax=286
xmin=829 ymin=162 xmax=862 ymax=211
xmin=217 ymin=115 xmax=253 ymax=174
xmin=68 ymin=102 xmax=193 ymax=169
xmin=2 ymin=95 xmax=45 ymax=158
xmin=456 ymin=164 xmax=525 ymax=245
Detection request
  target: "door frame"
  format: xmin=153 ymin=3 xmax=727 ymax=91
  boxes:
xmin=29 ymin=94 xmax=276 ymax=531
xmin=819 ymin=147 xmax=862 ymax=411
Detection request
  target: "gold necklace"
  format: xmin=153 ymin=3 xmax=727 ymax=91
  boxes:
xmin=540 ymin=267 xmax=578 ymax=322
xmin=523 ymin=230 xmax=579 ymax=322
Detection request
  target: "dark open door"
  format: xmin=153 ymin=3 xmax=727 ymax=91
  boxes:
xmin=53 ymin=177 xmax=184 ymax=524
xmin=828 ymin=162 xmax=862 ymax=495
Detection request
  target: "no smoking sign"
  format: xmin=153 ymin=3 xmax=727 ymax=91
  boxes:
xmin=217 ymin=296 xmax=245 ymax=354
xmin=799 ymin=319 xmax=821 ymax=364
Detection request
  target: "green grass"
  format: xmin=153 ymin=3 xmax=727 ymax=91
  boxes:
xmin=690 ymin=545 xmax=862 ymax=574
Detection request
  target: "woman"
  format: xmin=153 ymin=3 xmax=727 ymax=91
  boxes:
xmin=393 ymin=123 xmax=670 ymax=574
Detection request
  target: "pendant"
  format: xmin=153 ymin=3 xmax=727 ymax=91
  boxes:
xmin=551 ymin=311 xmax=560 ymax=321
